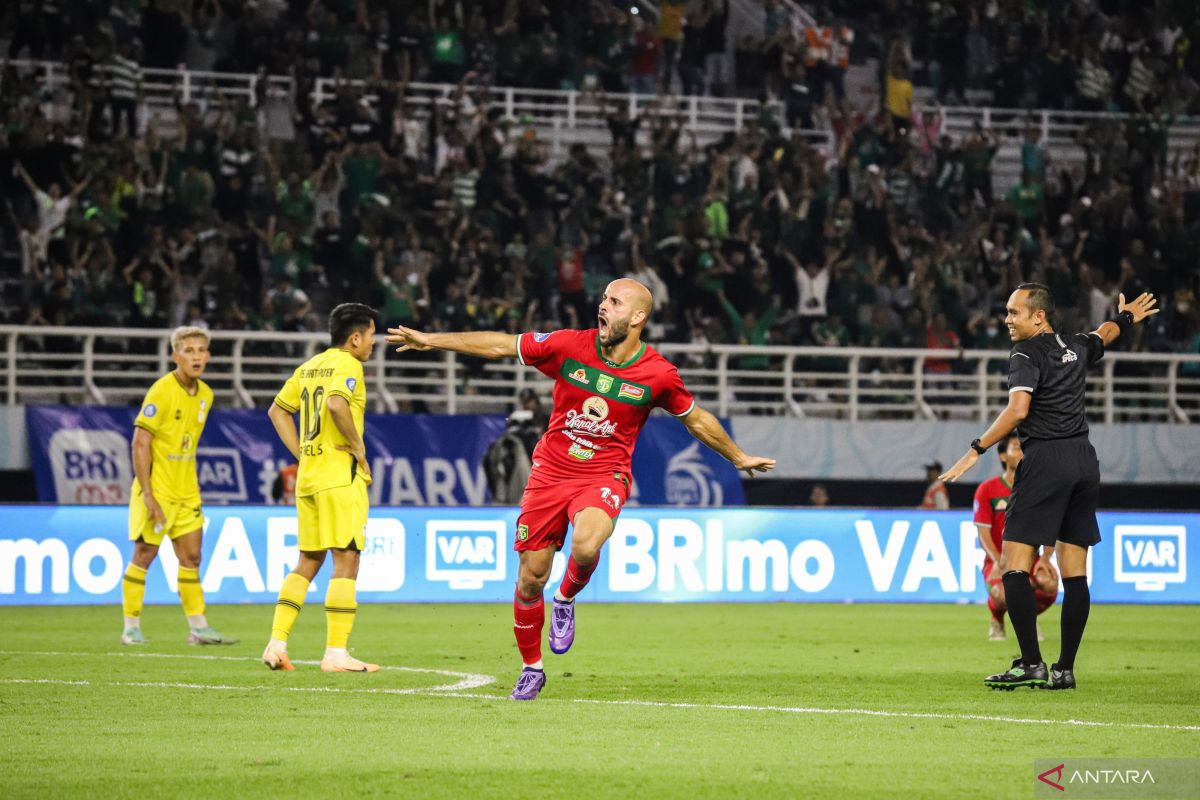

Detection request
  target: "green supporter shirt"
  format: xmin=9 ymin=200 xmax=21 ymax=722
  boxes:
xmin=343 ymin=155 xmax=381 ymax=207
xmin=380 ymin=275 xmax=417 ymax=321
xmin=721 ymin=297 xmax=779 ymax=370
xmin=1007 ymin=182 xmax=1044 ymax=221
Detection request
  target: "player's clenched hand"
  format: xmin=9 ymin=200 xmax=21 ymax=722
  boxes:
xmin=938 ymin=449 xmax=979 ymax=483
xmin=1117 ymin=292 xmax=1159 ymax=324
xmin=336 ymin=443 xmax=372 ymax=485
xmin=735 ymin=455 xmax=776 ymax=478
xmin=386 ymin=325 xmax=432 ymax=352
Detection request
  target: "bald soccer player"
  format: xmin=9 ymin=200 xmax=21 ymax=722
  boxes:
xmin=387 ymin=279 xmax=776 ymax=700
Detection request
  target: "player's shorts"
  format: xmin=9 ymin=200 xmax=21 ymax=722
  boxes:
xmin=297 ymin=476 xmax=369 ymax=552
xmin=129 ymin=494 xmax=204 ymax=546
xmin=514 ymin=470 xmax=631 ymax=552
xmin=1003 ymin=434 xmax=1101 ymax=549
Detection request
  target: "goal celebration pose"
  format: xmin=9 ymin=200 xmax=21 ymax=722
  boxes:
xmin=387 ymin=279 xmax=775 ymax=700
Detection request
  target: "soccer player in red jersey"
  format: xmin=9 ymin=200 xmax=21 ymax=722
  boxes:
xmin=386 ymin=278 xmax=776 ymax=700
xmin=973 ymin=433 xmax=1059 ymax=642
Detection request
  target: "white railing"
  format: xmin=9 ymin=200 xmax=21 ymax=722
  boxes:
xmin=8 ymin=59 xmax=1200 ymax=154
xmin=4 ymin=326 xmax=1198 ymax=424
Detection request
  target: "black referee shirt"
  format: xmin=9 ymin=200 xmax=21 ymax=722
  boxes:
xmin=1008 ymin=331 xmax=1105 ymax=441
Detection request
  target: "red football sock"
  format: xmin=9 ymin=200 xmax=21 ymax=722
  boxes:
xmin=513 ymin=590 xmax=544 ymax=666
xmin=1034 ymin=587 xmax=1057 ymax=615
xmin=987 ymin=595 xmax=1006 ymax=623
xmin=558 ymin=554 xmax=599 ymax=601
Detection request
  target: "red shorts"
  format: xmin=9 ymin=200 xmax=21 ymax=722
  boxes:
xmin=514 ymin=470 xmax=631 ymax=552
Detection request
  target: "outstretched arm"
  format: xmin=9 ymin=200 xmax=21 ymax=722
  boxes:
xmin=939 ymin=391 xmax=1031 ymax=483
xmin=386 ymin=325 xmax=517 ymax=360
xmin=681 ymin=404 xmax=776 ymax=478
xmin=1092 ymin=291 xmax=1158 ymax=347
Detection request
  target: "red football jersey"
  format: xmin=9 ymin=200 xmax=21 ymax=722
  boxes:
xmin=516 ymin=329 xmax=696 ymax=478
xmin=972 ymin=474 xmax=1013 ymax=553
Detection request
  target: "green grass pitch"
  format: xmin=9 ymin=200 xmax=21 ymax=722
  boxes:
xmin=1 ymin=603 xmax=1197 ymax=799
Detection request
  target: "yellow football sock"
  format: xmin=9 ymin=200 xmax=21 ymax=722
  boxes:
xmin=270 ymin=573 xmax=310 ymax=642
xmin=122 ymin=564 xmax=147 ymax=620
xmin=178 ymin=566 xmax=205 ymax=617
xmin=325 ymin=578 xmax=358 ymax=649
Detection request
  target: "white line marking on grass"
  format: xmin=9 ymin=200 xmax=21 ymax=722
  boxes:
xmin=2 ymin=666 xmax=1199 ymax=734
xmin=0 ymin=649 xmax=494 ymax=692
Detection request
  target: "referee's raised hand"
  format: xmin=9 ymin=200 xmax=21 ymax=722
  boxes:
xmin=1117 ymin=292 xmax=1159 ymax=323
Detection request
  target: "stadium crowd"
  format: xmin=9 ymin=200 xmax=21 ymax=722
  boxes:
xmin=1 ymin=1 xmax=1199 ymax=366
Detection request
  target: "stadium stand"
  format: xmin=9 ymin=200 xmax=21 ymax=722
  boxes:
xmin=1 ymin=0 xmax=1198 ymax=374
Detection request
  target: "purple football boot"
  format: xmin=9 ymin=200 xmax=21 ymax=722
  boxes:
xmin=548 ymin=598 xmax=576 ymax=654
xmin=509 ymin=667 xmax=547 ymax=701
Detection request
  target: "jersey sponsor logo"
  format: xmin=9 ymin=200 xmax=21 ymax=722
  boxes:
xmin=182 ymin=433 xmax=192 ymax=453
xmin=143 ymin=404 xmax=157 ymax=418
xmin=596 ymin=374 xmax=614 ymax=393
xmin=346 ymin=377 xmax=357 ymax=393
xmin=568 ymin=368 xmax=589 ymax=385
xmin=568 ymin=442 xmax=595 ymax=461
xmin=533 ymin=332 xmax=552 ymax=342
xmin=618 ymin=383 xmax=645 ymax=401
xmin=582 ymin=396 xmax=610 ymax=421
xmin=564 ymin=409 xmax=618 ymax=438
xmin=992 ymin=498 xmax=1008 ymax=511
xmin=599 ymin=486 xmax=621 ymax=511
xmin=198 ymin=399 xmax=207 ymax=422
xmin=1062 ymin=349 xmax=1078 ymax=363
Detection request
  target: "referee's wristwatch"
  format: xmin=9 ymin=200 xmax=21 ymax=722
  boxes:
xmin=969 ymin=438 xmax=988 ymax=455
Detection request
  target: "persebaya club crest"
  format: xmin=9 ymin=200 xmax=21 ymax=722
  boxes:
xmin=517 ymin=524 xmax=529 ymax=542
xmin=596 ymin=374 xmax=614 ymax=393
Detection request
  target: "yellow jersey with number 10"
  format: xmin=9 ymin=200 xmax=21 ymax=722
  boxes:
xmin=131 ymin=372 xmax=213 ymax=502
xmin=273 ymin=347 xmax=367 ymax=498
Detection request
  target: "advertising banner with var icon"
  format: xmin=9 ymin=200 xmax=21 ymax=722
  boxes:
xmin=0 ymin=506 xmax=1194 ymax=605
xmin=24 ymin=405 xmax=744 ymax=507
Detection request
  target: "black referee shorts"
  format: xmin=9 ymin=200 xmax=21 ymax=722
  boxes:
xmin=1003 ymin=434 xmax=1102 ymax=549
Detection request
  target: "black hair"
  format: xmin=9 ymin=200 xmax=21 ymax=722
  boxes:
xmin=1016 ymin=282 xmax=1055 ymax=321
xmin=329 ymin=302 xmax=377 ymax=346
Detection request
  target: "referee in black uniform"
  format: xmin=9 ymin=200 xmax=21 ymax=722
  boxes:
xmin=939 ymin=283 xmax=1158 ymax=690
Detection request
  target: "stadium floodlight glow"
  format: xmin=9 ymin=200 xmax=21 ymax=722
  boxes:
xmin=630 ymin=6 xmax=639 ymax=14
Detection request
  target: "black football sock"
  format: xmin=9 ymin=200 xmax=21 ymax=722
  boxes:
xmin=1002 ymin=571 xmax=1043 ymax=666
xmin=1057 ymin=576 xmax=1090 ymax=671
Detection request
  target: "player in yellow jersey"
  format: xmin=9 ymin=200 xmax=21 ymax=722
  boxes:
xmin=120 ymin=326 xmax=236 ymax=646
xmin=262 ymin=303 xmax=379 ymax=673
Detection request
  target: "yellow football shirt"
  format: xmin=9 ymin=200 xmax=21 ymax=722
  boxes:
xmin=131 ymin=372 xmax=213 ymax=502
xmin=273 ymin=347 xmax=367 ymax=497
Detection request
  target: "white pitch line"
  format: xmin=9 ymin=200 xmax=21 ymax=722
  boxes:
xmin=1 ymin=663 xmax=1198 ymax=733
xmin=0 ymin=649 xmax=494 ymax=692
xmin=0 ymin=677 xmax=493 ymax=697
